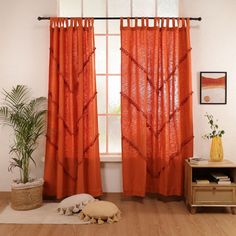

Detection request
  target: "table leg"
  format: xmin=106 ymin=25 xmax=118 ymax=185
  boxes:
xmin=231 ymin=207 xmax=236 ymax=215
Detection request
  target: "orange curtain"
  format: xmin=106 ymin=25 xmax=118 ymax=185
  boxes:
xmin=121 ymin=18 xmax=193 ymax=197
xmin=44 ymin=18 xmax=102 ymax=199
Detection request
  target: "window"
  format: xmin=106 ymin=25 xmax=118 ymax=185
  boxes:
xmin=59 ymin=0 xmax=179 ymax=155
xmin=95 ymin=2 xmax=123 ymax=154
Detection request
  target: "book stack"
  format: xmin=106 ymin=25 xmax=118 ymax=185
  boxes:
xmin=188 ymin=157 xmax=209 ymax=165
xmin=210 ymin=172 xmax=232 ymax=185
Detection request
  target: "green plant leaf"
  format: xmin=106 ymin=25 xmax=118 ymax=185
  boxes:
xmin=0 ymin=85 xmax=47 ymax=182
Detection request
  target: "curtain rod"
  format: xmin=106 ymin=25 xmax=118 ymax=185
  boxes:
xmin=37 ymin=16 xmax=202 ymax=21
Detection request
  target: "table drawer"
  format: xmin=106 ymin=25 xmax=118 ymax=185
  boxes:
xmin=193 ymin=186 xmax=236 ymax=205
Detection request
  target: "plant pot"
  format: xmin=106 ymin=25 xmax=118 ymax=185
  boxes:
xmin=11 ymin=179 xmax=44 ymax=210
xmin=210 ymin=136 xmax=223 ymax=162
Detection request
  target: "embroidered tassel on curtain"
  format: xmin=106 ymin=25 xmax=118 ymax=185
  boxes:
xmin=44 ymin=18 xmax=102 ymax=199
xmin=121 ymin=18 xmax=193 ymax=197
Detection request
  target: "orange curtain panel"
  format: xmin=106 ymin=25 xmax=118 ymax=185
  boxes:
xmin=121 ymin=18 xmax=193 ymax=197
xmin=44 ymin=18 xmax=102 ymax=199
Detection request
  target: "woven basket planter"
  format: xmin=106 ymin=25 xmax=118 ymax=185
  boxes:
xmin=11 ymin=179 xmax=44 ymax=211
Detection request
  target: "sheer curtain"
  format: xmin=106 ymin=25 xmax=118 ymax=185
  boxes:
xmin=121 ymin=18 xmax=193 ymax=196
xmin=44 ymin=18 xmax=102 ymax=199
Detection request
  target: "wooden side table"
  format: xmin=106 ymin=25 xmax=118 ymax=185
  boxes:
xmin=184 ymin=159 xmax=236 ymax=214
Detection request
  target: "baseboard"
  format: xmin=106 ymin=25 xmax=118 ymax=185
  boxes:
xmin=0 ymin=191 xmax=184 ymax=202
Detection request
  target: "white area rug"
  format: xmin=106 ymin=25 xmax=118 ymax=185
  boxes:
xmin=0 ymin=203 xmax=89 ymax=224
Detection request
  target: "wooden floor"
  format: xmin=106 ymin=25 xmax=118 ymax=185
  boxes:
xmin=1 ymin=192 xmax=236 ymax=236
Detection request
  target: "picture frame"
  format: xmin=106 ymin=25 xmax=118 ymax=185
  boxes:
xmin=200 ymin=71 xmax=227 ymax=105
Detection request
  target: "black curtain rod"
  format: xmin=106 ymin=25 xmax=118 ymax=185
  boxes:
xmin=37 ymin=16 xmax=202 ymax=21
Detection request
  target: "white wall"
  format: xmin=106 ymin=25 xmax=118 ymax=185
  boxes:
xmin=180 ymin=0 xmax=236 ymax=161
xmin=0 ymin=0 xmax=57 ymax=191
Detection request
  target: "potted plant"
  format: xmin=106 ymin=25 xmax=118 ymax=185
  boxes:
xmin=203 ymin=113 xmax=225 ymax=162
xmin=0 ymin=85 xmax=47 ymax=210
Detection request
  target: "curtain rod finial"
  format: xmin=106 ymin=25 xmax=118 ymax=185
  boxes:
xmin=37 ymin=16 xmax=50 ymax=21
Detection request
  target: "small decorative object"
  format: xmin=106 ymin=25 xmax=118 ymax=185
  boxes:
xmin=203 ymin=113 xmax=225 ymax=162
xmin=57 ymin=193 xmax=97 ymax=216
xmin=79 ymin=201 xmax=121 ymax=224
xmin=200 ymin=71 xmax=227 ymax=104
xmin=0 ymin=85 xmax=47 ymax=210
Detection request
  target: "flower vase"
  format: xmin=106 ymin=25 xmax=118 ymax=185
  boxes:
xmin=210 ymin=136 xmax=223 ymax=162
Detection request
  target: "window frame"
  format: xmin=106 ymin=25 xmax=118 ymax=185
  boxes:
xmin=80 ymin=0 xmax=175 ymax=156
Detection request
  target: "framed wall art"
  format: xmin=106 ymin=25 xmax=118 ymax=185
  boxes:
xmin=200 ymin=71 xmax=227 ymax=104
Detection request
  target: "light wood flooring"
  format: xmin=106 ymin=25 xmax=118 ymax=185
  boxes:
xmin=1 ymin=192 xmax=236 ymax=236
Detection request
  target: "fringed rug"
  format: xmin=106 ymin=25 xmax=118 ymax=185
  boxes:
xmin=0 ymin=203 xmax=89 ymax=224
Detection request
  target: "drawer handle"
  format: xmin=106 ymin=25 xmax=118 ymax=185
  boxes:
xmin=213 ymin=187 xmax=216 ymax=192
